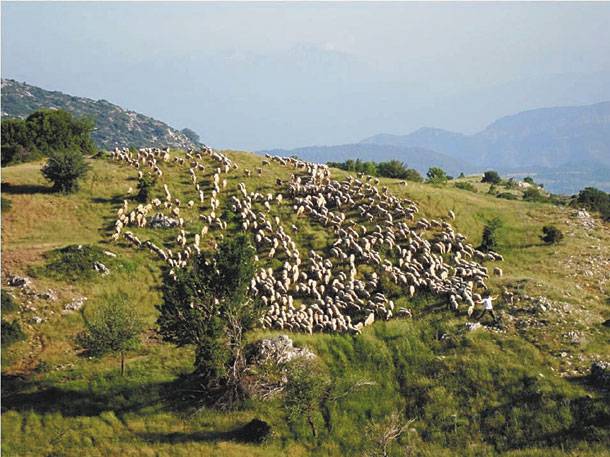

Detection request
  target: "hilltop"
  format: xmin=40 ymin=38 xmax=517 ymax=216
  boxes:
xmin=1 ymin=79 xmax=198 ymax=150
xmin=1 ymin=149 xmax=609 ymax=456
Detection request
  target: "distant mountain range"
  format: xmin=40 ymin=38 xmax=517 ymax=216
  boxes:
xmin=1 ymin=79 xmax=198 ymax=150
xmin=266 ymin=101 xmax=610 ymax=194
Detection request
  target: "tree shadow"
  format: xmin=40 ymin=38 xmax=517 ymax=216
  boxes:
xmin=137 ymin=429 xmax=238 ymax=444
xmin=1 ymin=183 xmax=53 ymax=195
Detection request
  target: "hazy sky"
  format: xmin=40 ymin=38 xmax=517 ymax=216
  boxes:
xmin=2 ymin=2 xmax=610 ymax=150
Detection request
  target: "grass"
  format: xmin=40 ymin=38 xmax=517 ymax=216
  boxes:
xmin=1 ymin=151 xmax=609 ymax=456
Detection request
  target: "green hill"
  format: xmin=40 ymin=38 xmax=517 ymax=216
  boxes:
xmin=1 ymin=79 xmax=198 ymax=150
xmin=1 ymin=149 xmax=609 ymax=457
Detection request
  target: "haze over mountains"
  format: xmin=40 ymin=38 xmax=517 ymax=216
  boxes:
xmin=265 ymin=101 xmax=610 ymax=194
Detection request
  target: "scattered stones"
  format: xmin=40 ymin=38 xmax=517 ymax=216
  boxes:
xmin=148 ymin=213 xmax=180 ymax=228
xmin=248 ymin=335 xmax=315 ymax=366
xmin=37 ymin=289 xmax=57 ymax=301
xmin=574 ymin=209 xmax=596 ymax=230
xmin=8 ymin=275 xmax=31 ymax=288
xmin=63 ymin=296 xmax=87 ymax=314
xmin=465 ymin=322 xmax=483 ymax=332
xmin=31 ymin=316 xmax=43 ymax=324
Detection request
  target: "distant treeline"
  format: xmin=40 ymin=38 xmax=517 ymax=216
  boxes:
xmin=327 ymin=159 xmax=423 ymax=182
xmin=1 ymin=109 xmax=96 ymax=166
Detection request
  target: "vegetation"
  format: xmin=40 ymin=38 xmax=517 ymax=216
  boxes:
xmin=497 ymin=192 xmax=519 ymax=200
xmin=41 ymin=148 xmax=91 ymax=193
xmin=76 ymin=292 xmax=143 ymax=375
xmin=454 ymin=181 xmax=477 ymax=193
xmin=1 ymin=319 xmax=25 ymax=347
xmin=541 ymin=225 xmax=564 ymax=244
xmin=157 ymin=234 xmax=262 ymax=407
xmin=479 ymin=217 xmax=503 ymax=252
xmin=1 ymin=109 xmax=95 ymax=166
xmin=327 ymin=159 xmax=423 ymax=181
xmin=523 ymin=187 xmax=547 ymax=203
xmin=136 ymin=172 xmax=157 ymax=203
xmin=426 ymin=167 xmax=448 ymax=184
xmin=1 ymin=289 xmax=18 ymax=313
xmin=1 ymin=196 xmax=13 ymax=211
xmin=574 ymin=187 xmax=610 ymax=221
xmin=482 ymin=170 xmax=502 ymax=184
xmin=180 ymin=127 xmax=201 ymax=145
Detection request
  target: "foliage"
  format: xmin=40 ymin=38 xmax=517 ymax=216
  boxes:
xmin=1 ymin=196 xmax=13 ymax=212
xmin=180 ymin=128 xmax=201 ymax=145
xmin=364 ymin=411 xmax=414 ymax=457
xmin=426 ymin=167 xmax=448 ymax=185
xmin=157 ymin=234 xmax=261 ymax=406
xmin=454 ymin=181 xmax=477 ymax=193
xmin=75 ymin=292 xmax=143 ymax=375
xmin=41 ymin=148 xmax=91 ymax=193
xmin=479 ymin=217 xmax=503 ymax=252
xmin=523 ymin=187 xmax=547 ymax=203
xmin=136 ymin=172 xmax=157 ymax=203
xmin=2 ymin=289 xmax=18 ymax=313
xmin=541 ymin=225 xmax=564 ymax=244
xmin=284 ymin=359 xmax=330 ymax=438
xmin=524 ymin=176 xmax=535 ymax=185
xmin=1 ymin=319 xmax=25 ymax=346
xmin=482 ymin=170 xmax=502 ymax=184
xmin=497 ymin=192 xmax=519 ymax=200
xmin=1 ymin=109 xmax=95 ymax=166
xmin=327 ymin=159 xmax=423 ymax=181
xmin=574 ymin=187 xmax=610 ymax=221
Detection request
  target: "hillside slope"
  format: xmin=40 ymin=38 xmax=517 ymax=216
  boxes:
xmin=1 ymin=150 xmax=609 ymax=456
xmin=1 ymin=79 xmax=198 ymax=150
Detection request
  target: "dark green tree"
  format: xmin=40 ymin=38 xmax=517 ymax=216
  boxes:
xmin=136 ymin=173 xmax=157 ymax=203
xmin=479 ymin=217 xmax=502 ymax=252
xmin=540 ymin=225 xmax=564 ymax=244
xmin=426 ymin=167 xmax=448 ymax=184
xmin=376 ymin=160 xmax=409 ymax=179
xmin=41 ymin=148 xmax=90 ymax=193
xmin=574 ymin=187 xmax=610 ymax=221
xmin=76 ymin=292 xmax=143 ymax=376
xmin=25 ymin=109 xmax=96 ymax=155
xmin=157 ymin=234 xmax=262 ymax=407
xmin=482 ymin=170 xmax=502 ymax=184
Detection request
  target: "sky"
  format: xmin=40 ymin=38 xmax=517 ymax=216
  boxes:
xmin=2 ymin=1 xmax=610 ymax=150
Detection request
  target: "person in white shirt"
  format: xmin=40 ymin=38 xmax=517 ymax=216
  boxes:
xmin=476 ymin=291 xmax=498 ymax=322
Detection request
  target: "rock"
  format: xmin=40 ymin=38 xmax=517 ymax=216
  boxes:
xmin=590 ymin=361 xmax=610 ymax=388
xmin=248 ymin=335 xmax=315 ymax=366
xmin=103 ymin=250 xmax=117 ymax=258
xmin=149 ymin=213 xmax=180 ymax=228
xmin=63 ymin=296 xmax=87 ymax=314
xmin=8 ymin=275 xmax=31 ymax=288
xmin=37 ymin=289 xmax=57 ymax=301
xmin=364 ymin=312 xmax=375 ymax=326
xmin=465 ymin=322 xmax=482 ymax=332
xmin=93 ymin=261 xmax=110 ymax=275
xmin=31 ymin=316 xmax=43 ymax=324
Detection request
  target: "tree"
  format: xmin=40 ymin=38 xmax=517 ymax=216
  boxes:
xmin=377 ymin=160 xmax=409 ymax=179
xmin=523 ymin=187 xmax=546 ymax=202
xmin=540 ymin=225 xmax=564 ymax=244
xmin=136 ymin=173 xmax=157 ymax=203
xmin=482 ymin=170 xmax=502 ymax=184
xmin=25 ymin=109 xmax=96 ymax=155
xmin=479 ymin=217 xmax=502 ymax=252
xmin=76 ymin=293 xmax=143 ymax=375
xmin=523 ymin=176 xmax=535 ymax=185
xmin=404 ymin=168 xmax=423 ymax=182
xmin=574 ymin=187 xmax=610 ymax=221
xmin=41 ymin=148 xmax=90 ymax=193
xmin=364 ymin=411 xmax=415 ymax=457
xmin=284 ymin=359 xmax=330 ymax=438
xmin=157 ymin=234 xmax=262 ymax=407
xmin=426 ymin=167 xmax=448 ymax=184
xmin=181 ymin=128 xmax=201 ymax=145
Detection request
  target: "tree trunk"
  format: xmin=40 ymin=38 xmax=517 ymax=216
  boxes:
xmin=307 ymin=413 xmax=317 ymax=438
xmin=121 ymin=351 xmax=125 ymax=376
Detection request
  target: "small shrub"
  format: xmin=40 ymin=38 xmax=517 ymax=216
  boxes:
xmin=482 ymin=170 xmax=502 ymax=184
xmin=41 ymin=148 xmax=90 ymax=193
xmin=1 ymin=197 xmax=13 ymax=212
xmin=426 ymin=167 xmax=448 ymax=185
xmin=454 ymin=182 xmax=477 ymax=193
xmin=136 ymin=173 xmax=157 ymax=203
xmin=479 ymin=217 xmax=502 ymax=252
xmin=497 ymin=192 xmax=518 ymax=200
xmin=36 ymin=244 xmax=120 ymax=282
xmin=540 ymin=225 xmax=564 ymax=244
xmin=574 ymin=187 xmax=610 ymax=221
xmin=523 ymin=187 xmax=547 ymax=202
xmin=1 ymin=319 xmax=25 ymax=346
xmin=2 ymin=289 xmax=18 ymax=313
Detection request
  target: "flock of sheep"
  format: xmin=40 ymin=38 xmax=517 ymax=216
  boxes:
xmin=109 ymin=146 xmax=503 ymax=334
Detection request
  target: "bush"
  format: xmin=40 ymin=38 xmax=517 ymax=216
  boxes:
xmin=1 ymin=319 xmax=25 ymax=346
xmin=482 ymin=170 xmax=502 ymax=184
xmin=41 ymin=149 xmax=90 ymax=193
xmin=454 ymin=182 xmax=477 ymax=193
xmin=1 ymin=197 xmax=13 ymax=212
xmin=540 ymin=225 xmax=564 ymax=244
xmin=136 ymin=173 xmax=157 ymax=203
xmin=479 ymin=217 xmax=502 ymax=252
xmin=497 ymin=192 xmax=518 ymax=200
xmin=426 ymin=167 xmax=448 ymax=185
xmin=2 ymin=289 xmax=18 ymax=313
xmin=574 ymin=187 xmax=610 ymax=221
xmin=36 ymin=244 xmax=125 ymax=282
xmin=523 ymin=187 xmax=547 ymax=202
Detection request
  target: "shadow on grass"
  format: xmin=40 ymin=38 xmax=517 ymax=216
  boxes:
xmin=1 ymin=183 xmax=53 ymax=195
xmin=137 ymin=429 xmax=240 ymax=444
xmin=0 ymin=372 xmax=207 ymax=418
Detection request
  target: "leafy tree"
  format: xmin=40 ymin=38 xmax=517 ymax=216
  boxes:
xmin=181 ymin=128 xmax=201 ymax=145
xmin=404 ymin=168 xmax=423 ymax=182
xmin=426 ymin=167 xmax=448 ymax=184
xmin=540 ymin=225 xmax=564 ymax=244
xmin=25 ymin=109 xmax=96 ymax=155
xmin=76 ymin=292 xmax=143 ymax=376
xmin=376 ymin=160 xmax=409 ymax=179
xmin=157 ymin=234 xmax=262 ymax=407
xmin=524 ymin=176 xmax=535 ymax=185
xmin=482 ymin=170 xmax=502 ymax=184
xmin=136 ymin=173 xmax=157 ymax=203
xmin=523 ymin=187 xmax=546 ymax=202
xmin=574 ymin=187 xmax=610 ymax=221
xmin=1 ymin=319 xmax=25 ymax=347
xmin=41 ymin=148 xmax=90 ymax=193
xmin=479 ymin=217 xmax=502 ymax=252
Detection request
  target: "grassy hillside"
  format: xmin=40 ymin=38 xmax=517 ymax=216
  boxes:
xmin=1 ymin=151 xmax=609 ymax=456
